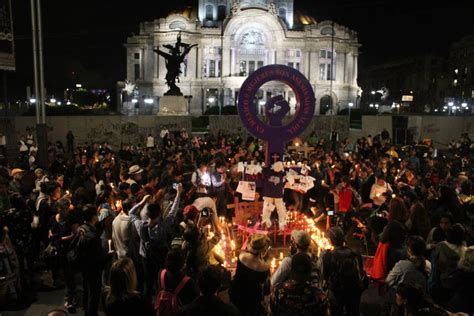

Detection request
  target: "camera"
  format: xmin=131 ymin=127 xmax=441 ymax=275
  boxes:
xmin=328 ymin=210 xmax=335 ymax=216
xmin=201 ymin=207 xmax=212 ymax=217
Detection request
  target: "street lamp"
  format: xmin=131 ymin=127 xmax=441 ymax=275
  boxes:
xmin=144 ymin=98 xmax=154 ymax=104
xmin=371 ymin=91 xmax=376 ymax=95
xmin=348 ymin=102 xmax=353 ymax=116
xmin=29 ymin=98 xmax=36 ymax=104
xmin=448 ymin=101 xmax=454 ymax=115
xmin=131 ymin=98 xmax=138 ymax=104
xmin=50 ymin=97 xmax=56 ymax=103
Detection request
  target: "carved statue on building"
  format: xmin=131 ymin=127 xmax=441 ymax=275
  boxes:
xmin=155 ymin=33 xmax=197 ymax=96
xmin=268 ymin=0 xmax=277 ymax=15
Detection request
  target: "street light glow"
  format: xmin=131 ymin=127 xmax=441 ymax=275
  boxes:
xmin=144 ymin=98 xmax=154 ymax=104
xmin=371 ymin=91 xmax=376 ymax=95
xmin=369 ymin=103 xmax=374 ymax=108
xmin=131 ymin=98 xmax=138 ymax=103
xmin=461 ymin=102 xmax=467 ymax=108
xmin=208 ymin=97 xmax=216 ymax=103
xmin=50 ymin=98 xmax=57 ymax=103
xmin=67 ymin=101 xmax=71 ymax=105
xmin=57 ymin=101 xmax=62 ymax=105
xmin=29 ymin=98 xmax=36 ymax=103
xmin=348 ymin=102 xmax=354 ymax=107
xmin=448 ymin=102 xmax=454 ymax=107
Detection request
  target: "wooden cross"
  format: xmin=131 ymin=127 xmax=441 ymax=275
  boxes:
xmin=271 ymin=153 xmax=281 ymax=163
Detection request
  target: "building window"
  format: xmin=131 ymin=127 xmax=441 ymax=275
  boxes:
xmin=239 ymin=60 xmax=247 ymax=76
xmin=296 ymin=50 xmax=301 ymax=58
xmin=249 ymin=61 xmax=256 ymax=74
xmin=319 ymin=64 xmax=325 ymax=80
xmin=217 ymin=5 xmax=226 ymax=21
xmin=288 ymin=62 xmax=294 ymax=69
xmin=181 ymin=57 xmax=188 ymax=77
xmin=209 ymin=60 xmax=216 ymax=77
xmin=279 ymin=8 xmax=286 ymax=19
xmin=257 ymin=61 xmax=264 ymax=69
xmin=296 ymin=62 xmax=300 ymax=71
xmin=319 ymin=49 xmax=336 ymax=81
xmin=134 ymin=64 xmax=140 ymax=80
xmin=134 ymin=53 xmax=140 ymax=59
xmin=205 ymin=4 xmax=213 ymax=20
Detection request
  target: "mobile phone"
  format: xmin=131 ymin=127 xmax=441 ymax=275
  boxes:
xmin=172 ymin=183 xmax=177 ymax=189
xmin=328 ymin=210 xmax=334 ymax=216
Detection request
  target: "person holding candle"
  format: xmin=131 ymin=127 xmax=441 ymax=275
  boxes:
xmin=230 ymin=234 xmax=271 ymax=316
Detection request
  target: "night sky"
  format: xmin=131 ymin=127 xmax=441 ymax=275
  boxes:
xmin=7 ymin=0 xmax=474 ymax=99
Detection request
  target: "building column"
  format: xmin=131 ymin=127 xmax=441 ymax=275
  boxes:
xmin=196 ymin=48 xmax=203 ymax=79
xmin=353 ymin=54 xmax=358 ymax=85
xmin=343 ymin=52 xmax=348 ymax=83
xmin=230 ymin=48 xmax=236 ymax=76
xmin=154 ymin=48 xmax=158 ymax=78
xmin=352 ymin=54 xmax=357 ymax=85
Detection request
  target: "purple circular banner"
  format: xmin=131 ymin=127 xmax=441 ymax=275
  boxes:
xmin=238 ymin=65 xmax=315 ymax=141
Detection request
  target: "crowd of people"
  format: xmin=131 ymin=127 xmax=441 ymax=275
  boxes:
xmin=0 ymin=127 xmax=472 ymax=316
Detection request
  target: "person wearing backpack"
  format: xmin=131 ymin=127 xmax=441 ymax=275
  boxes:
xmin=271 ymin=253 xmax=327 ymax=316
xmin=271 ymin=230 xmax=320 ymax=289
xmin=320 ymin=226 xmax=368 ymax=316
xmin=129 ymin=184 xmax=182 ymax=298
xmin=75 ymin=204 xmax=105 ymax=316
xmin=155 ymin=249 xmax=199 ymax=316
xmin=385 ymin=235 xmax=431 ymax=315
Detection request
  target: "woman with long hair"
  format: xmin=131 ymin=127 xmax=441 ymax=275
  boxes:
xmin=230 ymin=234 xmax=271 ymax=316
xmin=380 ymin=197 xmax=409 ymax=273
xmin=103 ymin=257 xmax=153 ymax=316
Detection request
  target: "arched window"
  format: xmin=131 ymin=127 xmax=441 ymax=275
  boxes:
xmin=217 ymin=5 xmax=226 ymax=21
xmin=320 ymin=95 xmax=333 ymax=115
xmin=205 ymin=4 xmax=213 ymax=20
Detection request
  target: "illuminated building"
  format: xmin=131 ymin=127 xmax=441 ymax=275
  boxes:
xmin=124 ymin=0 xmax=361 ymax=115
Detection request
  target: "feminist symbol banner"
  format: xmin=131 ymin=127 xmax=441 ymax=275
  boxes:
xmin=237 ymin=65 xmax=315 ymax=165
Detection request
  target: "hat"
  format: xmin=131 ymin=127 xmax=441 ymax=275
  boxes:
xmin=247 ymin=234 xmax=270 ymax=254
xmin=329 ymin=226 xmax=345 ymax=246
xmin=128 ymin=165 xmax=143 ymax=175
xmin=183 ymin=205 xmax=199 ymax=218
xmin=291 ymin=230 xmax=312 ymax=248
xmin=11 ymin=168 xmax=24 ymax=177
xmin=34 ymin=168 xmax=44 ymax=175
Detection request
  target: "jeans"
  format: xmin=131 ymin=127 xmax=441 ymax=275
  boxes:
xmin=262 ymin=197 xmax=287 ymax=230
xmin=81 ymin=267 xmax=102 ymax=316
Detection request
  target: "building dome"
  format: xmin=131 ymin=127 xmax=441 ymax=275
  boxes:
xmin=168 ymin=6 xmax=198 ymax=20
xmin=294 ymin=11 xmax=316 ymax=25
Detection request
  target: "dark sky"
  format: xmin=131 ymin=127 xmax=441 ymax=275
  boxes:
xmin=8 ymin=0 xmax=474 ymax=99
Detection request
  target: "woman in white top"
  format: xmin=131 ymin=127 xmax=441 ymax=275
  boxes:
xmin=369 ymin=175 xmax=392 ymax=207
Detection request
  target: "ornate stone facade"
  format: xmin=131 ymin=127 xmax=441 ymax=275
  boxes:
xmin=124 ymin=0 xmax=361 ymax=115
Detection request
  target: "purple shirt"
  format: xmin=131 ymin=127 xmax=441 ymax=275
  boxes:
xmin=262 ymin=168 xmax=285 ymax=198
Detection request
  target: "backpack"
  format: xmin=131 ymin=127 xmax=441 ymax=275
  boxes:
xmin=329 ymin=247 xmax=368 ymax=292
xmin=154 ymin=270 xmax=190 ymax=316
xmin=66 ymin=226 xmax=85 ymax=268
